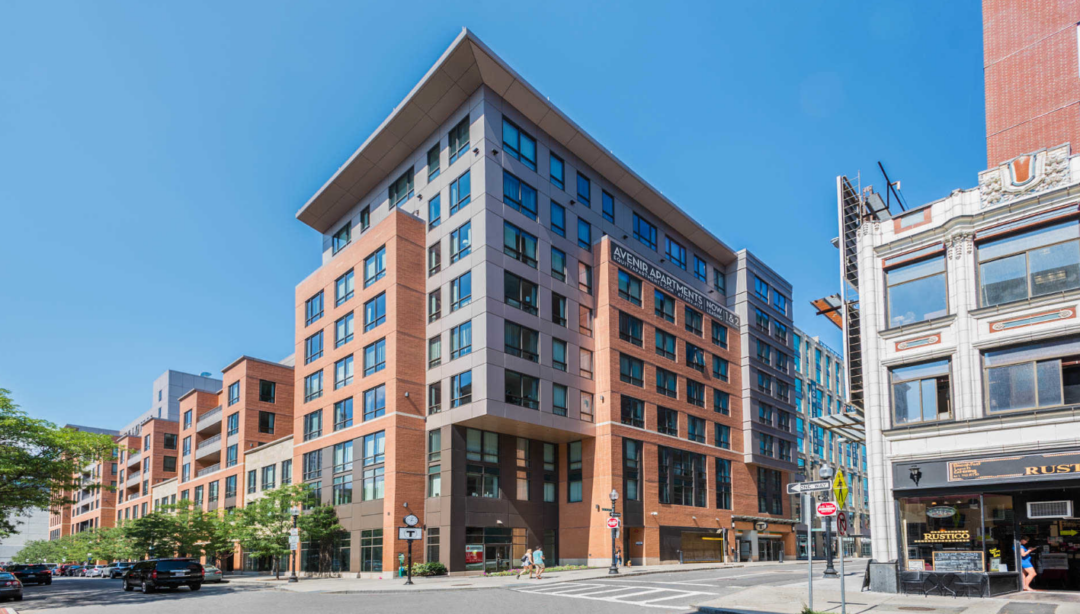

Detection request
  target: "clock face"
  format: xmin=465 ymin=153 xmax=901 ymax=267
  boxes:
xmin=404 ymin=514 xmax=419 ymax=527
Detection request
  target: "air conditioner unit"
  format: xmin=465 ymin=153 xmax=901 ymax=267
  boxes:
xmin=1027 ymin=500 xmax=1073 ymax=519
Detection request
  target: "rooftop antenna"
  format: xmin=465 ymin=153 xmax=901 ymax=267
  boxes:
xmin=877 ymin=161 xmax=907 ymax=213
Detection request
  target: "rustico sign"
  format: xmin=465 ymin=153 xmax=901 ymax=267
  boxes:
xmin=610 ymin=242 xmax=740 ymax=327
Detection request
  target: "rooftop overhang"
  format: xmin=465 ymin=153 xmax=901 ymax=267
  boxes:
xmin=297 ymin=28 xmax=738 ymax=266
xmin=810 ymin=409 xmax=865 ymax=443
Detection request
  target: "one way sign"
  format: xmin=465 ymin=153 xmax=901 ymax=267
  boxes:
xmin=786 ymin=480 xmax=831 ymax=495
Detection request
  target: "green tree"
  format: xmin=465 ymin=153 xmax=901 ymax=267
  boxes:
xmin=0 ymin=388 xmax=117 ymax=538
xmin=202 ymin=508 xmax=240 ymax=568
xmin=123 ymin=512 xmax=176 ymax=559
xmin=234 ymin=484 xmax=308 ymax=579
xmin=87 ymin=527 xmax=133 ymax=562
xmin=167 ymin=502 xmax=217 ymax=558
xmin=298 ymin=503 xmax=345 ymax=576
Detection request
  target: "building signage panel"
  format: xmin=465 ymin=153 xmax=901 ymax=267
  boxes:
xmin=610 ymin=243 xmax=739 ymax=327
xmin=947 ymin=451 xmax=1080 ymax=483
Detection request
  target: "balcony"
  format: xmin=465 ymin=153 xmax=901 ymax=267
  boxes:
xmin=196 ymin=463 xmax=221 ymax=478
xmin=127 ymin=450 xmax=141 ymax=468
xmin=195 ymin=433 xmax=222 ymax=461
xmin=126 ymin=471 xmax=141 ymax=488
xmin=196 ymin=406 xmax=223 ymax=434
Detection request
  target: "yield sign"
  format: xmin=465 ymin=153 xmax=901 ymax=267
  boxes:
xmin=832 ymin=470 xmax=849 ymax=510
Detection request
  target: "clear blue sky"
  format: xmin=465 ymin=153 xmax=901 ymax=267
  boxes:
xmin=0 ymin=1 xmax=985 ymax=428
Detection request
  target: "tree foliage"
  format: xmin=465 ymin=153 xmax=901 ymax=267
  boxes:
xmin=0 ymin=388 xmax=118 ymax=538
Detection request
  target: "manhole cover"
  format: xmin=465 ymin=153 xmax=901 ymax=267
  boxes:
xmin=897 ymin=608 xmax=936 ymax=612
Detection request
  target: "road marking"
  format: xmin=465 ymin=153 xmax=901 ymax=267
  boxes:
xmin=598 ymin=578 xmax=719 ymax=588
xmin=513 ymin=582 xmax=716 ymax=610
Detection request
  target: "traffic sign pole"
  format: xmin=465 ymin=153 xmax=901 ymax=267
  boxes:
xmin=805 ymin=492 xmax=813 ymax=613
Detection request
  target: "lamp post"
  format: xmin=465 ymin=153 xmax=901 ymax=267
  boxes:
xmin=819 ymin=465 xmax=838 ymax=578
xmin=609 ymin=489 xmax=619 ymax=575
xmin=289 ymin=506 xmax=301 ymax=583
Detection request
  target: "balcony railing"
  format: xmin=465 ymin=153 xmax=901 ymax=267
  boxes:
xmin=196 ymin=406 xmax=223 ymax=433
xmin=196 ymin=433 xmax=221 ymax=449
xmin=195 ymin=433 xmax=222 ymax=461
xmin=126 ymin=471 xmax=141 ymax=488
xmin=196 ymin=463 xmax=221 ymax=477
xmin=127 ymin=450 xmax=141 ymax=467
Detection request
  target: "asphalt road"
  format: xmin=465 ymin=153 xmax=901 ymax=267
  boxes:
xmin=13 ymin=561 xmax=869 ymax=614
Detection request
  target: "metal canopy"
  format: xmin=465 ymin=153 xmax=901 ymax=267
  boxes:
xmin=810 ymin=409 xmax=866 ymax=443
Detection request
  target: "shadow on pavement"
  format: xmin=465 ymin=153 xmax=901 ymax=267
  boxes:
xmin=15 ymin=577 xmax=268 ymax=611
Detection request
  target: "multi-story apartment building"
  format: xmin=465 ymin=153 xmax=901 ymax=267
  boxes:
xmin=291 ymin=30 xmax=798 ymax=575
xmin=789 ymin=330 xmax=870 ymax=558
xmin=48 ymin=424 xmax=121 ymax=539
xmin=0 ymin=509 xmax=49 ymax=565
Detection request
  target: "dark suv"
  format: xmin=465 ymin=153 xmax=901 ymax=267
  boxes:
xmin=123 ymin=559 xmax=203 ymax=593
xmin=8 ymin=564 xmax=52 ymax=585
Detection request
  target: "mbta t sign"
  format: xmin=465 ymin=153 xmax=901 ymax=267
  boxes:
xmin=816 ymin=501 xmax=838 ymax=517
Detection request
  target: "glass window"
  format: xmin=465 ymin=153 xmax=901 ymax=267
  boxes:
xmin=754 ymin=276 xmax=770 ymax=301
xmin=578 ymin=262 xmax=593 ymax=294
xmin=711 ymin=322 xmax=728 ymax=348
xmin=655 ymin=329 xmax=676 ymax=361
xmin=620 ymin=354 xmax=644 ymax=387
xmin=618 ymin=270 xmax=642 ymax=305
xmin=891 ymin=359 xmax=952 ymax=425
xmin=450 ymin=222 xmax=471 ymax=263
xmin=450 ymin=272 xmax=472 ymax=311
xmin=428 ymin=242 xmax=441 ymax=276
xmin=259 ymin=380 xmax=276 ymax=403
xmin=979 ymin=220 xmax=1080 ymax=306
xmin=258 ymin=411 xmax=275 ymax=434
xmin=621 ymin=395 xmax=645 ymax=427
xmin=335 ymin=313 xmax=354 ymax=348
xmin=654 ymin=290 xmax=675 ymax=322
xmin=899 ymin=495 xmax=989 ymax=572
xmin=504 ymin=271 xmax=539 ymax=315
xmin=576 ymin=173 xmax=590 ymax=206
xmin=553 ymin=384 xmax=568 ymax=416
xmin=693 ymin=256 xmax=707 ymax=282
xmin=657 ymin=406 xmax=677 ymax=435
xmin=687 ymin=415 xmax=705 ymax=442
xmin=303 ymin=410 xmax=322 ymax=441
xmin=505 ymin=370 xmax=540 ymax=409
xmin=502 ymin=118 xmax=536 ymax=170
xmin=552 ymin=338 xmax=567 ymax=371
xmin=305 ymin=291 xmax=324 ymax=326
xmin=550 ymin=202 xmax=566 ymax=236
xmin=551 ymin=247 xmax=567 ymax=282
xmin=984 ymin=335 xmax=1080 ymax=413
xmin=305 ymin=331 xmax=325 ymax=365
xmin=714 ymin=389 xmax=729 ymax=414
xmin=450 ymin=321 xmax=472 ymax=359
xmin=505 ymin=321 xmax=539 ymax=362
xmin=363 ymin=385 xmax=385 ymax=421
xmin=580 ymin=349 xmax=594 ymax=380
xmin=886 ymin=255 xmax=948 ymax=327
xmin=550 ymin=153 xmax=564 ymax=190
xmin=427 ymin=143 xmax=440 ymax=180
xmin=428 ymin=288 xmax=441 ymax=322
xmin=714 ymin=269 xmax=726 ymax=294
xmin=656 ymin=367 xmax=678 ymax=398
xmin=665 ymin=237 xmax=687 ymax=270
xmin=551 ymin=292 xmax=567 ymax=326
xmin=716 ymin=458 xmax=732 ymax=509
xmin=602 ymin=190 xmax=615 ymax=223
xmin=504 ymin=222 xmax=538 ymax=268
xmin=389 ymin=168 xmax=414 ymax=208
xmin=429 ymin=335 xmax=442 ymax=368
xmin=624 ymin=439 xmax=642 ymax=501
xmin=577 ymin=218 xmax=591 ymax=249
xmin=568 ymin=441 xmax=583 ymax=502
xmin=364 ymin=246 xmax=386 ymax=287
xmin=503 ymin=171 xmax=538 ymax=220
xmin=332 ymin=222 xmax=351 ymax=255
xmin=428 ymin=382 xmax=442 ymax=415
xmin=633 ymin=213 xmax=658 ymax=251
xmin=364 ymin=293 xmax=386 ymax=331
xmin=618 ymin=311 xmax=643 ymax=347
xmin=714 ymin=424 xmax=730 ymax=449
xmin=451 ymin=371 xmax=472 ymax=407
xmin=448 ymin=116 xmax=469 ymax=164
xmin=687 ymin=380 xmax=706 ymax=407
xmin=685 ymin=307 xmax=703 ymax=336
xmin=304 ymin=371 xmax=323 ymax=402
xmin=359 ymin=205 xmax=370 ymax=231
xmin=658 ymin=446 xmax=707 ymax=507
xmin=359 ymin=529 xmax=383 ymax=572
xmin=334 ymin=355 xmax=354 ymax=389
xmin=363 ymin=339 xmax=386 ymax=376
xmin=686 ymin=343 xmax=705 ymax=372
xmin=428 ymin=193 xmax=441 ymax=229
xmin=335 ymin=270 xmax=355 ymax=306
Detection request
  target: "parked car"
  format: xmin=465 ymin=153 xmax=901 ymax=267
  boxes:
xmin=0 ymin=572 xmax=22 ymax=602
xmin=106 ymin=562 xmax=134 ymax=578
xmin=8 ymin=564 xmax=52 ymax=585
xmin=84 ymin=565 xmax=107 ymax=578
xmin=202 ymin=565 xmax=222 ymax=583
xmin=66 ymin=565 xmax=83 ymax=577
xmin=123 ymin=559 xmax=204 ymax=593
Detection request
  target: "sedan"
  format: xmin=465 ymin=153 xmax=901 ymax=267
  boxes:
xmin=0 ymin=572 xmax=22 ymax=602
xmin=84 ymin=565 xmax=107 ymax=578
xmin=202 ymin=565 xmax=223 ymax=583
xmin=8 ymin=564 xmax=52 ymax=585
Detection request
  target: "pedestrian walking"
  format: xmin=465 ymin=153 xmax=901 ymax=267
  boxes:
xmin=615 ymin=547 xmax=622 ymax=567
xmin=532 ymin=546 xmax=545 ymax=579
xmin=516 ymin=548 xmax=533 ymax=579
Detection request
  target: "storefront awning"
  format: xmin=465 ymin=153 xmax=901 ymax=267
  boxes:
xmin=810 ymin=408 xmax=865 ymax=443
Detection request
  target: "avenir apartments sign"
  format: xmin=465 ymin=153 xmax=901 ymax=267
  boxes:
xmin=610 ymin=242 xmax=740 ymax=327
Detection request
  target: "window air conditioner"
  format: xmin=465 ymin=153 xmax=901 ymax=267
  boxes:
xmin=1027 ymin=500 xmax=1073 ymax=519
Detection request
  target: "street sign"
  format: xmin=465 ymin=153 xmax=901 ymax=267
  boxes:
xmin=816 ymin=501 xmax=838 ymax=517
xmin=606 ymin=517 xmax=620 ymax=529
xmin=837 ymin=511 xmax=848 ymax=537
xmin=289 ymin=535 xmax=300 ymax=546
xmin=787 ymin=480 xmax=831 ymax=495
xmin=290 ymin=527 xmax=299 ymax=536
xmin=398 ymin=527 xmax=423 ymax=541
xmin=832 ymin=470 xmax=849 ymax=510
xmin=290 ymin=542 xmax=299 ymax=551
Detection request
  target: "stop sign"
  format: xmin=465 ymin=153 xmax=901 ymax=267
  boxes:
xmin=817 ymin=501 xmax=838 ymax=517
xmin=606 ymin=517 xmax=620 ymax=529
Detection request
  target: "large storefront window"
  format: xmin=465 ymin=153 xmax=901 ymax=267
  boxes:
xmin=300 ymin=531 xmax=351 ymax=574
xmin=465 ymin=526 xmax=526 ymax=573
xmin=360 ymin=529 xmax=383 ymax=572
xmin=899 ymin=495 xmax=1014 ymax=573
xmin=984 ymin=336 xmax=1080 ymax=413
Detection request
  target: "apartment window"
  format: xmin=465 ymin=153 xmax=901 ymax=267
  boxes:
xmin=505 ymin=370 xmax=540 ymax=409
xmin=580 ymin=349 xmax=594 ymax=380
xmin=333 ymin=474 xmax=353 ymax=505
xmin=602 ymin=190 xmax=615 ymax=223
xmin=466 ymin=428 xmax=499 ymax=463
xmin=333 ymin=398 xmax=353 ymax=431
xmin=182 ymin=463 xmax=190 ymax=482
xmin=164 ymin=433 xmax=178 ymax=450
xmin=503 ymin=171 xmax=538 ymax=219
xmin=620 ymin=354 xmax=644 ymax=387
xmin=714 ymin=389 xmax=730 ymax=414
xmin=363 ymin=385 xmax=386 ymax=421
xmin=364 ymin=246 xmax=386 ymax=287
xmin=758 ymin=403 xmax=774 ymax=426
xmin=451 ymin=371 xmax=472 ymax=407
xmin=466 ymin=463 xmax=499 ymax=498
xmin=428 ymin=289 xmax=441 ymax=322
xmin=362 ymin=437 xmax=385 ymax=501
xmin=448 ymin=321 xmax=472 ymax=360
xmin=364 ymin=293 xmax=386 ymax=331
xmin=755 ymin=308 xmax=770 ymax=332
xmin=754 ymin=276 xmax=770 ymax=301
xmin=428 ymin=194 xmax=442 ymax=229
xmin=716 ymin=458 xmax=732 ymax=509
xmin=303 ymin=450 xmax=322 ymax=481
xmin=552 ymin=338 xmax=568 ymax=371
xmin=580 ymin=305 xmax=593 ymax=338
xmin=389 ymin=168 xmax=414 ymax=208
xmin=183 ymin=410 xmax=192 ymax=429
xmin=208 ymin=481 xmax=218 ymax=502
xmin=979 ymin=219 xmax=1080 ymax=306
xmin=684 ymin=307 xmax=703 ymax=336
xmin=448 ymin=116 xmax=469 ymax=164
xmin=568 ymin=441 xmax=583 ymax=502
xmin=163 ymin=455 xmax=177 ymax=472
xmin=657 ymin=406 xmax=677 ymax=435
xmin=304 ymin=371 xmax=323 ymax=402
xmin=502 ymin=118 xmax=537 ymax=170
xmin=194 ymin=485 xmax=204 ymax=505
xmin=428 ymin=335 xmax=442 ymax=368
xmin=890 ymin=359 xmax=951 ymax=424
xmin=984 ymin=336 xmax=1080 ymax=413
xmin=576 ymin=172 xmax=590 ymax=206
xmin=304 ymin=331 xmax=324 ymax=365
xmin=711 ymin=322 xmax=728 ymax=348
xmin=334 ymin=355 xmax=354 ymax=389
xmin=581 ymin=390 xmax=595 ymax=422
xmin=551 ymin=247 xmax=567 ymax=281
xmin=665 ymin=237 xmax=687 ymax=270
xmin=776 ymin=352 xmax=789 ymax=373
xmin=714 ymin=269 xmax=726 ymax=294
xmin=332 ymin=222 xmax=351 ymax=255
xmin=450 ymin=272 xmax=472 ymax=311
xmin=305 ymin=291 xmax=324 ymax=326
xmin=303 ymin=410 xmax=322 ymax=441
xmin=505 ymin=321 xmax=539 ymax=362
xmin=428 ymin=242 xmax=441 ymax=276
xmin=281 ymin=459 xmax=292 ymax=486
xmin=577 ymin=218 xmax=591 ymax=249
xmin=549 ymin=152 xmax=565 ymax=190
xmin=228 ymin=381 xmax=240 ymax=405
xmin=758 ymin=467 xmax=783 ymax=515
xmin=656 ymin=367 xmax=678 ymax=398
xmin=501 ymin=271 xmax=539 ymax=316
xmin=335 ymin=270 xmax=355 ymax=306
xmin=615 ymin=271 xmax=644 ymax=307
xmin=687 ymin=380 xmax=706 ymax=407
xmin=550 ymin=202 xmax=566 ymax=237
xmin=655 ymin=329 xmax=676 ymax=361
xmin=552 ymin=384 xmax=568 ymax=416
xmin=779 ymin=440 xmax=792 ymax=462
xmin=551 ymin=293 xmax=567 ymax=326
xmin=333 ymin=441 xmax=353 ymax=474
xmin=759 ymin=434 xmax=775 ymax=457
xmin=758 ymin=372 xmax=773 ymax=394
xmin=774 ymin=293 xmax=789 ymax=315
xmin=450 ymin=221 xmax=471 ymax=263
xmin=427 ymin=143 xmax=440 ymax=180
xmin=335 ymin=313 xmax=354 ymax=347
xmin=686 ymin=343 xmax=705 ymax=372
xmin=715 ymin=424 xmax=731 ymax=450
xmin=260 ymin=464 xmax=277 ymax=490
xmin=363 ymin=339 xmax=386 ymax=376
xmin=258 ymin=411 xmax=275 ymax=434
xmin=757 ymin=340 xmax=772 ymax=365
xmin=691 ymin=255 xmax=707 ymax=282
xmin=633 ymin=213 xmax=658 ymax=250
xmin=427 ymin=465 xmax=441 ymax=498
xmin=774 ymin=322 xmax=789 ymax=343
xmin=654 ymin=290 xmax=675 ymax=322
xmin=687 ymin=415 xmax=706 ymax=443
xmin=619 ymin=311 xmax=644 ymax=346
xmin=182 ymin=436 xmax=191 ymax=456
xmin=225 ymin=444 xmax=237 ymax=468
xmin=359 ymin=206 xmax=370 ymax=231
xmin=428 ymin=382 xmax=442 ymax=415
xmin=885 ymin=253 xmax=947 ymax=328
xmin=578 ymin=262 xmax=593 ymax=294
xmin=658 ymin=446 xmax=706 ymax=507
xmin=224 ymin=475 xmax=237 ymax=499
xmin=428 ymin=430 xmax=441 ymax=463
xmin=504 ymin=222 xmax=538 ymax=268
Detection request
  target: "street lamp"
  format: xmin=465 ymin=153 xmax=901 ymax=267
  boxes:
xmin=609 ymin=489 xmax=619 ymax=575
xmin=818 ymin=465 xmax=838 ymax=578
xmin=289 ymin=506 xmax=301 ymax=583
